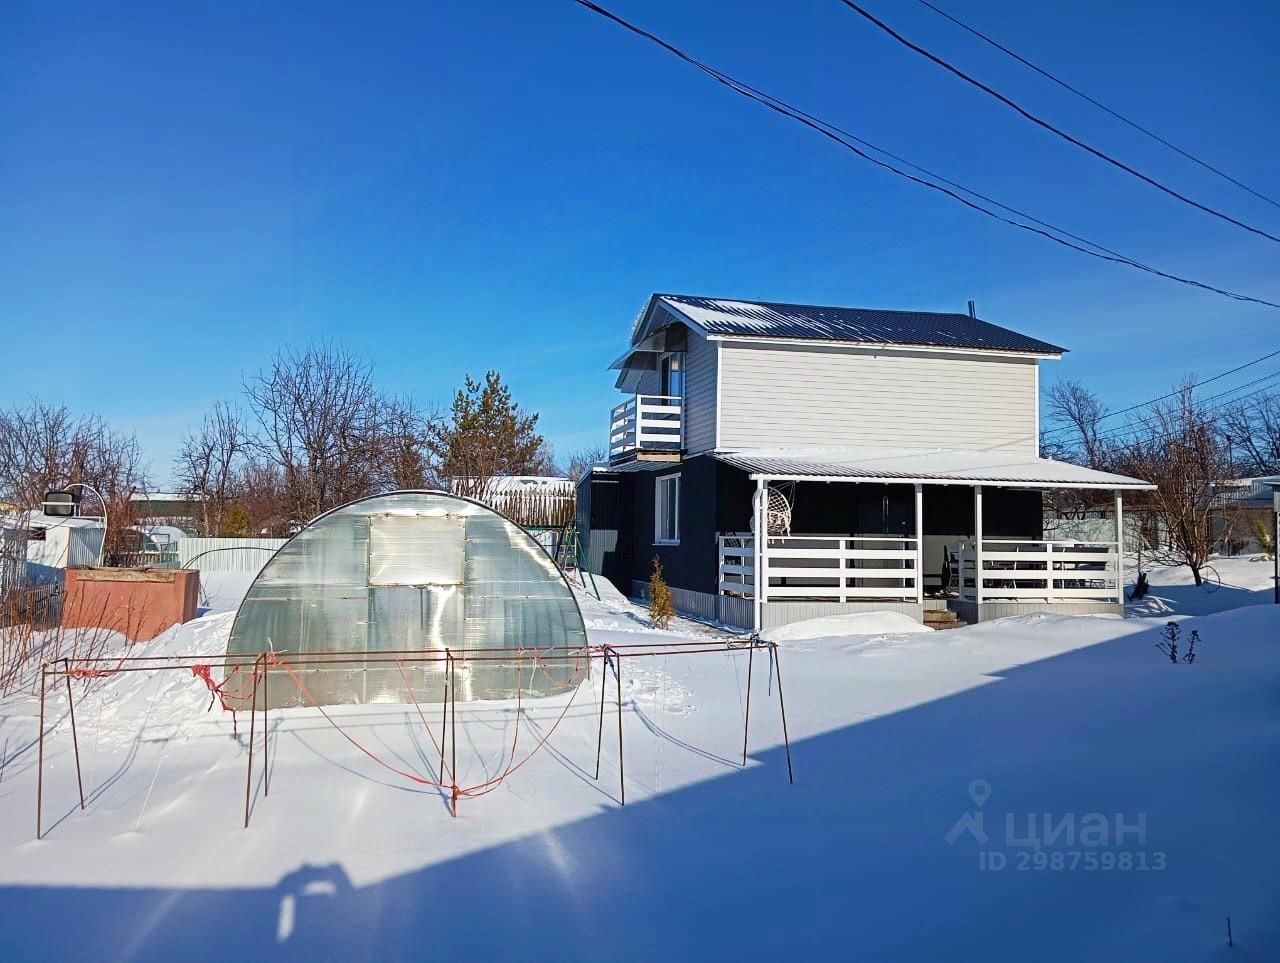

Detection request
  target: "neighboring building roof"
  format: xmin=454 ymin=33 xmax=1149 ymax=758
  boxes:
xmin=712 ymin=446 xmax=1153 ymax=489
xmin=648 ymin=294 xmax=1067 ymax=356
xmin=2 ymin=511 xmax=106 ymax=531
xmin=1212 ymin=475 xmax=1280 ymax=508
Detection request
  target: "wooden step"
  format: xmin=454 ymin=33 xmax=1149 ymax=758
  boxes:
xmin=923 ymin=609 xmax=967 ymax=630
xmin=923 ymin=609 xmax=959 ymax=622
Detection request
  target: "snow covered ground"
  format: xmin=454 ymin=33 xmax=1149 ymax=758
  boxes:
xmin=1127 ymin=553 xmax=1277 ymax=617
xmin=0 ymin=563 xmax=1277 ymax=961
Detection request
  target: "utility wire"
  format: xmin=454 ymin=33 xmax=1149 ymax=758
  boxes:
xmin=569 ymin=0 xmax=1280 ymax=310
xmin=912 ymin=0 xmax=1280 ymax=212
xmin=835 ymin=0 xmax=1280 ymax=247
xmin=1051 ymin=370 xmax=1280 ymax=447
xmin=1042 ymin=346 xmax=1280 ymax=436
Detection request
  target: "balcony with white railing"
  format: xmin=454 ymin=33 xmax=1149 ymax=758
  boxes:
xmin=948 ymin=538 xmax=1120 ymax=604
xmin=608 ymin=394 xmax=682 ymax=463
xmin=718 ymin=533 xmax=921 ymax=603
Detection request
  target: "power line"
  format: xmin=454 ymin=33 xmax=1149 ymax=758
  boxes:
xmin=1052 ymin=370 xmax=1280 ymax=448
xmin=569 ymin=0 xmax=1280 ymax=310
xmin=834 ymin=0 xmax=1280 ymax=247
xmin=1043 ymin=346 xmax=1280 ymax=436
xmin=912 ymin=0 xmax=1280 ymax=212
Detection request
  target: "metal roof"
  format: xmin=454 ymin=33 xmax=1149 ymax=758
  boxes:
xmin=656 ymin=294 xmax=1066 ymax=356
xmin=713 ymin=446 xmax=1153 ymax=489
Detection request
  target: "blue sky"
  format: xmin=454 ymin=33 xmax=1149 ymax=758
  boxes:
xmin=2 ymin=0 xmax=1276 ymax=485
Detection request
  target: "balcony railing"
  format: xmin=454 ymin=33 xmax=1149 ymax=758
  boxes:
xmin=949 ymin=539 xmax=1120 ymax=603
xmin=609 ymin=394 xmax=682 ymax=461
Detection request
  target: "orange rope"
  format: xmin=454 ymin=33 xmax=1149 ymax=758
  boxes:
xmin=65 ymin=667 xmax=114 ymax=679
xmin=265 ymin=652 xmax=449 ymax=789
xmin=393 ymin=657 xmax=450 ymax=782
xmin=261 ymin=649 xmax=587 ymax=799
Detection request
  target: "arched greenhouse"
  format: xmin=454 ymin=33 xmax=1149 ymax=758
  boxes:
xmin=224 ymin=491 xmax=588 ymax=709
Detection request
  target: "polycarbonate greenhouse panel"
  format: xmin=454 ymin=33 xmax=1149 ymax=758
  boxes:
xmin=225 ymin=491 xmax=588 ymax=708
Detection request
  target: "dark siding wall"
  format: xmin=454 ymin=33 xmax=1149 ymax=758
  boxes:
xmin=715 ymin=461 xmax=755 ymax=532
xmin=629 ymin=456 xmax=721 ymax=596
xmin=580 ymin=473 xmax=635 ymax=593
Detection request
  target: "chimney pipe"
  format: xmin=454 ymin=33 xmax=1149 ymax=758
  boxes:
xmin=967 ymin=299 xmax=976 ymax=318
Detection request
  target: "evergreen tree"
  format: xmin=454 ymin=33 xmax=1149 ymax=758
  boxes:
xmin=429 ymin=371 xmax=552 ymax=499
xmin=219 ymin=502 xmax=252 ymax=537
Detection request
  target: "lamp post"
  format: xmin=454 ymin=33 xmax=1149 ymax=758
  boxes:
xmin=1273 ymin=485 xmax=1279 ymax=605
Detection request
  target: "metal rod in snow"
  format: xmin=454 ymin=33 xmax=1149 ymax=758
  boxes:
xmin=742 ymin=643 xmax=753 ymax=767
xmin=36 ymin=664 xmax=46 ymax=839
xmin=64 ymin=658 xmax=85 ymax=810
xmin=262 ymin=660 xmax=270 ymax=799
xmin=615 ymin=652 xmax=625 ymax=806
xmin=448 ymin=650 xmax=458 ymax=818
xmin=594 ymin=647 xmax=609 ymax=781
xmin=244 ymin=656 xmax=260 ymax=829
xmin=439 ymin=659 xmax=449 ymax=782
xmin=771 ymin=644 xmax=794 ymax=785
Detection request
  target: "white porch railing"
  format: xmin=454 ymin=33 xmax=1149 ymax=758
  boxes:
xmin=718 ymin=533 xmax=920 ymax=602
xmin=609 ymin=394 xmax=682 ymax=460
xmin=949 ymin=539 xmax=1119 ymax=603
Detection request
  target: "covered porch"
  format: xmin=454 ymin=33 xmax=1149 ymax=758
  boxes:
xmin=710 ymin=447 xmax=1154 ymax=632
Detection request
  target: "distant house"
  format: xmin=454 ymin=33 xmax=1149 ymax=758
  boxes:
xmin=1 ymin=512 xmax=106 ymax=590
xmin=1209 ymin=475 xmax=1280 ymax=555
xmin=578 ymin=293 xmax=1154 ymax=631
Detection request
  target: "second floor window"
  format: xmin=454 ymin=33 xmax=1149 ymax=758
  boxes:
xmin=655 ymin=473 xmax=680 ymax=545
xmin=659 ymin=352 xmax=684 ymax=400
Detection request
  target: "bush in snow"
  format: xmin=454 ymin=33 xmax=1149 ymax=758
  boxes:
xmin=648 ymin=557 xmax=674 ymax=631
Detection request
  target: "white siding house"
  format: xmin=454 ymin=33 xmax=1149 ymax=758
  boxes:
xmin=717 ymin=342 xmax=1038 ymax=454
xmin=590 ymin=293 xmax=1153 ymax=631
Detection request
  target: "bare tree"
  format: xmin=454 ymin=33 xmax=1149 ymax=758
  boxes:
xmin=1222 ymin=391 xmax=1280 ymax=476
xmin=565 ymin=445 xmax=607 ymax=482
xmin=236 ymin=460 xmax=292 ymax=536
xmin=1110 ymin=383 xmax=1232 ymax=585
xmin=1044 ymin=380 xmax=1110 ymax=467
xmin=0 ymin=400 xmax=148 ymax=556
xmin=244 ymin=344 xmax=392 ymax=521
xmin=428 ymin=371 xmax=550 ymax=500
xmin=173 ymin=401 xmax=247 ymax=536
xmin=372 ymin=395 xmax=441 ymax=491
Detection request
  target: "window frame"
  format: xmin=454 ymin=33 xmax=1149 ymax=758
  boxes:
xmin=658 ymin=351 xmax=685 ymax=401
xmin=654 ymin=472 xmax=681 ymax=546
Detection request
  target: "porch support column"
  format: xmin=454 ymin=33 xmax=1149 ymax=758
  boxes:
xmin=973 ymin=485 xmax=984 ymax=606
xmin=914 ymin=483 xmax=924 ymax=605
xmin=753 ymin=476 xmax=767 ymax=635
xmin=1114 ymin=488 xmax=1125 ymax=606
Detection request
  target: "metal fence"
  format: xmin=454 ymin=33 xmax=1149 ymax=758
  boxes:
xmin=177 ymin=537 xmax=287 ymax=572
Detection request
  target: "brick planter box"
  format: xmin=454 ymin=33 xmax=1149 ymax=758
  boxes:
xmin=62 ymin=568 xmax=200 ymax=642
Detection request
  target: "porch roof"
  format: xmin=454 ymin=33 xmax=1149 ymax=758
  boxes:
xmin=713 ymin=446 xmax=1155 ymax=490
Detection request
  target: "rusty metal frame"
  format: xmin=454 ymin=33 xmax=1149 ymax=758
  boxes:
xmin=35 ymin=639 xmax=793 ymax=838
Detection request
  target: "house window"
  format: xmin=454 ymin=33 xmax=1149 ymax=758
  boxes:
xmin=655 ymin=473 xmax=680 ymax=545
xmin=659 ymin=352 xmax=684 ymax=400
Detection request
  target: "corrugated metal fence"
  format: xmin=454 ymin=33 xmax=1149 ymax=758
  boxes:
xmin=177 ymin=537 xmax=286 ymax=572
